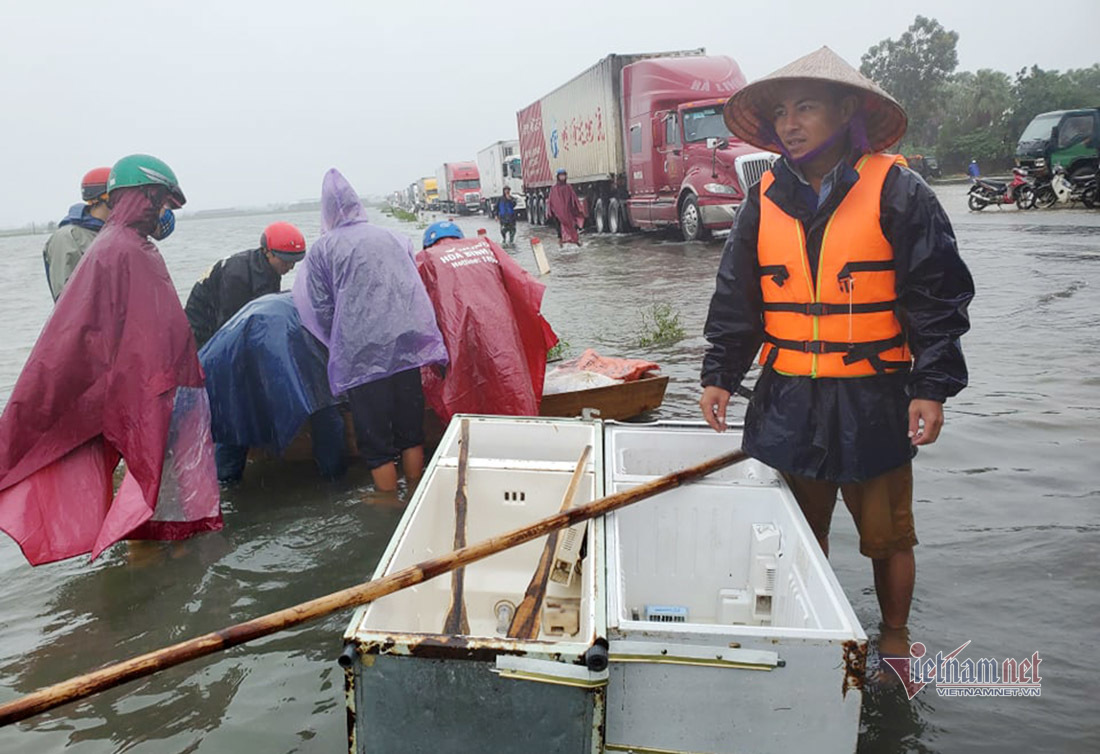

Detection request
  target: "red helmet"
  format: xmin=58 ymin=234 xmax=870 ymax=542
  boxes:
xmin=81 ymin=167 xmax=112 ymax=202
xmin=260 ymin=222 xmax=306 ymax=259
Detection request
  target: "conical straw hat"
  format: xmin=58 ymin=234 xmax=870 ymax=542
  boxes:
xmin=723 ymin=46 xmax=907 ymax=154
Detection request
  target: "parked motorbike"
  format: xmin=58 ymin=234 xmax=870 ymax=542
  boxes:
xmin=1049 ymin=165 xmax=1097 ymax=208
xmin=967 ymin=168 xmax=1035 ymax=211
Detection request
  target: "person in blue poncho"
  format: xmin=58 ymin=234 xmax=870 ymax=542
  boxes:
xmin=199 ymin=293 xmax=347 ymax=483
xmin=294 ymin=169 xmax=447 ymax=493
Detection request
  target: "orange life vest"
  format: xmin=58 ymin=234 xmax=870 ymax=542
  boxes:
xmin=757 ymin=153 xmax=911 ymax=378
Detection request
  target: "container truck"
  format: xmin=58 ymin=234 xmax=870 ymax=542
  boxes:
xmin=418 ymin=176 xmax=439 ymax=210
xmin=477 ymin=140 xmax=527 ymax=218
xmin=517 ymin=49 xmax=775 ymax=241
xmin=435 ymin=162 xmax=482 ymax=215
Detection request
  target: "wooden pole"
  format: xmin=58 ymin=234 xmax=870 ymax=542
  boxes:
xmin=442 ymin=419 xmax=471 ymax=635
xmin=507 ymin=445 xmax=591 ymax=639
xmin=0 ymin=449 xmax=748 ymax=727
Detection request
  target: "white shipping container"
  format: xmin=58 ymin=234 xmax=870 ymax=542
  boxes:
xmin=434 ymin=165 xmax=449 ymax=203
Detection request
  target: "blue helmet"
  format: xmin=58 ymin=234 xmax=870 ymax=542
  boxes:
xmin=556 ymin=168 xmax=567 ymax=176
xmin=423 ymin=220 xmax=464 ymax=248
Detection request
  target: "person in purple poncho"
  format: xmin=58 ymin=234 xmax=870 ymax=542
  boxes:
xmin=293 ymin=169 xmax=447 ymax=492
xmin=546 ymin=168 xmax=584 ymax=246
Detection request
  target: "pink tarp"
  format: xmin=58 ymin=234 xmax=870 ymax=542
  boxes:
xmin=0 ymin=188 xmax=221 ymax=565
xmin=416 ymin=237 xmax=558 ymax=424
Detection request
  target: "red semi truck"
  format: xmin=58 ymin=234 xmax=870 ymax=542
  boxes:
xmin=435 ymin=161 xmax=482 ymax=215
xmin=518 ymin=50 xmax=774 ymax=241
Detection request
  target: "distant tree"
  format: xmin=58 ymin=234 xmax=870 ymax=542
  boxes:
xmin=937 ymin=69 xmax=1014 ymax=171
xmin=860 ymin=15 xmax=960 ymax=147
xmin=1005 ymin=64 xmax=1100 ymax=142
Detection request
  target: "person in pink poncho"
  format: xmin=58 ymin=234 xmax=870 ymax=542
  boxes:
xmin=546 ymin=168 xmax=585 ymax=246
xmin=0 ymin=154 xmax=222 ymax=565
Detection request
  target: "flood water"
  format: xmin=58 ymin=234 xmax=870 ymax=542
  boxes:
xmin=1 ymin=187 xmax=1098 ymax=753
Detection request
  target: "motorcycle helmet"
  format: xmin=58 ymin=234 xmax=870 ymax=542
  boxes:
xmin=108 ymin=154 xmax=186 ymax=208
xmin=423 ymin=221 xmax=464 ymax=248
xmin=260 ymin=221 xmax=307 ymax=261
xmin=81 ymin=167 xmax=111 ymax=203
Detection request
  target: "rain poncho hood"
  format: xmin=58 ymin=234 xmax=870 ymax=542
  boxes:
xmin=59 ymin=202 xmax=105 ymax=232
xmin=416 ymin=237 xmax=558 ymax=424
xmin=293 ymin=169 xmax=446 ymax=394
xmin=547 ymin=181 xmax=584 ymax=244
xmin=0 ymin=187 xmax=222 ymax=565
xmin=200 ymin=292 xmax=338 ymax=453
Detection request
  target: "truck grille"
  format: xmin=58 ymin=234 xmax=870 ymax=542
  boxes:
xmin=735 ymin=153 xmax=779 ymax=194
xmin=466 ymin=193 xmax=480 ymax=204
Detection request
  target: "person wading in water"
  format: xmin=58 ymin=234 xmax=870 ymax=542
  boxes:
xmin=699 ymin=47 xmax=974 ymax=661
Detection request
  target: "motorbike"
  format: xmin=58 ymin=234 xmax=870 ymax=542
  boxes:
xmin=1048 ymin=165 xmax=1098 ymax=208
xmin=967 ymin=168 xmax=1035 ymax=211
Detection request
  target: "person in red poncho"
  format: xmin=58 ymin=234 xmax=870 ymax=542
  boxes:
xmin=416 ymin=221 xmax=558 ymax=426
xmin=0 ymin=154 xmax=222 ymax=566
xmin=546 ymin=168 xmax=584 ymax=246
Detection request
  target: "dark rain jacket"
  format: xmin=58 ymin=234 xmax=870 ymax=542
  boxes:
xmin=185 ymin=248 xmax=281 ymax=348
xmin=701 ymin=155 xmax=974 ymax=482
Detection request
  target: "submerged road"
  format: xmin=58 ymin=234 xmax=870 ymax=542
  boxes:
xmin=0 ymin=185 xmax=1097 ymax=752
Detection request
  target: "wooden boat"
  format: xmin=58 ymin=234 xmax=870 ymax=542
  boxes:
xmin=539 ymin=374 xmax=668 ymax=420
xmin=342 ymin=416 xmax=866 ymax=753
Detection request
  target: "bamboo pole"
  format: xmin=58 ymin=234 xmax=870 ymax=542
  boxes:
xmin=507 ymin=444 xmax=591 ymax=639
xmin=442 ymin=419 xmax=471 ymax=634
xmin=0 ymin=448 xmax=748 ymax=727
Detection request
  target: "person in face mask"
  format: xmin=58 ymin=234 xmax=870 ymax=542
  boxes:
xmin=42 ymin=167 xmax=112 ymax=302
xmin=0 ymin=154 xmax=223 ymax=566
xmin=184 ymin=221 xmax=306 ymax=348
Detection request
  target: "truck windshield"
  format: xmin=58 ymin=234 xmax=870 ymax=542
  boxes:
xmin=1018 ymin=113 xmax=1061 ymax=144
xmin=508 ymin=159 xmax=522 ymax=179
xmin=683 ymin=106 xmax=732 ymax=143
xmin=454 ymin=180 xmax=480 ymax=190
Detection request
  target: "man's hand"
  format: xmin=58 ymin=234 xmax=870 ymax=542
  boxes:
xmin=700 ymin=386 xmax=731 ymax=432
xmin=908 ymin=399 xmax=944 ymax=446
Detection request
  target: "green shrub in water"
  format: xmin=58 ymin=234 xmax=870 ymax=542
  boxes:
xmin=637 ymin=303 xmax=685 ymax=347
xmin=547 ymin=338 xmax=570 ymax=362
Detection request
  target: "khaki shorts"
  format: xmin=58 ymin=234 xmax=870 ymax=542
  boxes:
xmin=781 ymin=463 xmax=917 ymax=560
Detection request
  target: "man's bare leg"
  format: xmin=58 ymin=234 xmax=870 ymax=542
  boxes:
xmin=370 ymin=462 xmax=398 ymax=492
xmin=873 ymin=547 xmax=915 ymax=630
xmin=401 ymin=445 xmax=425 ymax=490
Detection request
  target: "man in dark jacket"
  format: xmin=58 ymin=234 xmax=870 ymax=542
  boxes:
xmin=700 ymin=48 xmax=973 ymax=648
xmin=185 ymin=222 xmax=306 ymax=347
xmin=494 ymin=185 xmax=518 ymax=245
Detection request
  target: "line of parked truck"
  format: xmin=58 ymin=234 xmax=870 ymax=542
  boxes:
xmin=396 ymin=48 xmax=777 ymax=241
xmin=395 ymin=50 xmax=1100 ymax=241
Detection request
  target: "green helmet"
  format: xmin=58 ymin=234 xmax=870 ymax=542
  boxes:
xmin=107 ymin=154 xmax=186 ymax=207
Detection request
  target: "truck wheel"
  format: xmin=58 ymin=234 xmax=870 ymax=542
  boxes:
xmin=608 ymin=197 xmax=625 ymax=233
xmin=593 ymin=197 xmax=608 ymax=233
xmin=537 ymin=197 xmax=547 ymax=226
xmin=531 ymin=197 xmax=541 ymax=225
xmin=679 ymin=195 xmax=706 ymax=241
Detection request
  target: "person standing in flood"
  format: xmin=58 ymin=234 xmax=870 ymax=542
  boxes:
xmin=494 ymin=185 xmax=518 ymax=246
xmin=185 ymin=222 xmax=307 ymax=348
xmin=0 ymin=154 xmax=222 ymax=565
xmin=699 ymin=47 xmax=973 ymax=656
xmin=293 ymin=169 xmax=447 ymax=493
xmin=546 ymin=168 xmax=584 ymax=246
xmin=42 ymin=167 xmax=112 ymax=301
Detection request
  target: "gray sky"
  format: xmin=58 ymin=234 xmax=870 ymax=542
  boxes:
xmin=2 ymin=0 xmax=1097 ymax=227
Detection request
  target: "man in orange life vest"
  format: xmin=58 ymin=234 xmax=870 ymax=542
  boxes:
xmin=699 ymin=48 xmax=974 ymax=645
